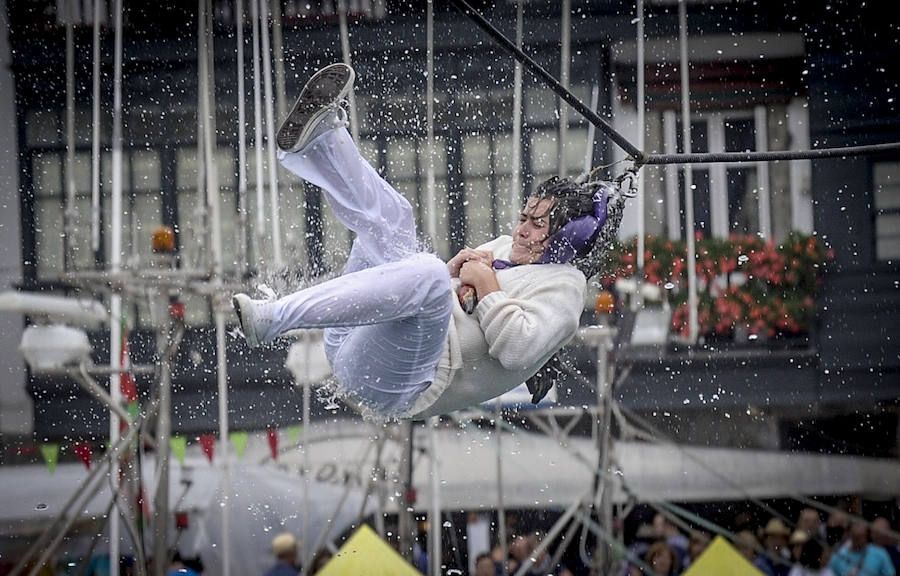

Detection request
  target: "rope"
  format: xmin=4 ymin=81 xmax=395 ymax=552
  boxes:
xmin=446 ymin=0 xmax=645 ymax=162
xmin=643 ymin=141 xmax=900 ymax=166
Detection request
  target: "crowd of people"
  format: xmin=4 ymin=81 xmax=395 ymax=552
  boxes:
xmin=618 ymin=510 xmax=900 ymax=576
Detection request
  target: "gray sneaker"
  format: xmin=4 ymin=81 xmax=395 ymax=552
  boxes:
xmin=232 ymin=293 xmax=275 ymax=347
xmin=276 ymin=63 xmax=355 ymax=153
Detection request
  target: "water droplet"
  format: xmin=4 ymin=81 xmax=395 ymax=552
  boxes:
xmin=664 ymin=282 xmax=675 ymax=290
xmin=35 ymin=503 xmax=48 ymax=511
xmin=737 ymin=254 xmax=749 ymax=263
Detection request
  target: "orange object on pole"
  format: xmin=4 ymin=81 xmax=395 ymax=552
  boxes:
xmin=151 ymin=225 xmax=176 ymax=253
xmin=595 ymin=291 xmax=615 ymax=315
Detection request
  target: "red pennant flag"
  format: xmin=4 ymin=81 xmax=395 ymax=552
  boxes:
xmin=120 ymin=317 xmax=138 ymax=404
xmin=199 ymin=434 xmax=216 ymax=463
xmin=267 ymin=428 xmax=279 ymax=461
xmin=74 ymin=443 xmax=92 ymax=470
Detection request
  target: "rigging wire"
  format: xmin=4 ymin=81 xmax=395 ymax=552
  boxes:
xmin=447 ymin=0 xmax=900 ymax=172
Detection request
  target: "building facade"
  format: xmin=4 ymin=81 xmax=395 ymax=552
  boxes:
xmin=2 ymin=0 xmax=898 ymax=459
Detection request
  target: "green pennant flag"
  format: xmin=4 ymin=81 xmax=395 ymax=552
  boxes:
xmin=170 ymin=436 xmax=187 ymax=465
xmin=230 ymin=431 xmax=248 ymax=459
xmin=127 ymin=401 xmax=141 ymax=422
xmin=286 ymin=425 xmax=302 ymax=446
xmin=41 ymin=444 xmax=59 ymax=474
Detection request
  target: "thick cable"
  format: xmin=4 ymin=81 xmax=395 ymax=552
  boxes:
xmin=447 ymin=0 xmax=644 ymax=162
xmin=645 ymin=141 xmax=900 ymax=165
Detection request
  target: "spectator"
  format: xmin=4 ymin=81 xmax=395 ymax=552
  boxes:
xmin=789 ymin=539 xmax=834 ymax=576
xmin=736 ymin=530 xmax=776 ymax=576
xmin=167 ymin=551 xmax=200 ymax=576
xmin=826 ymin=512 xmax=851 ymax=548
xmin=264 ymin=533 xmax=300 ymax=576
xmin=653 ymin=513 xmax=689 ymax=563
xmin=798 ymin=509 xmax=824 ymax=539
xmin=762 ymin=518 xmax=793 ymax=576
xmin=829 ymin=520 xmax=895 ymax=576
xmin=683 ymin=531 xmax=711 ymax=570
xmin=631 ymin=541 xmax=679 ymax=576
xmin=621 ymin=524 xmax=656 ymax=576
xmin=791 ymin=530 xmax=811 ymax=563
xmin=871 ymin=518 xmax=900 ymax=574
xmin=474 ymin=552 xmax=497 ymax=576
xmin=524 ymin=532 xmax=574 ymax=576
xmin=308 ymin=550 xmax=333 ymax=575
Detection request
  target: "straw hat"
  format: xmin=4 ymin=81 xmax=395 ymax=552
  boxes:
xmin=271 ymin=532 xmax=298 ymax=556
xmin=764 ymin=518 xmax=791 ymax=537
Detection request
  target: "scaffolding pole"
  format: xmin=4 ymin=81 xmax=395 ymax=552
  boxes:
xmin=236 ymin=0 xmax=249 ymax=275
xmin=635 ymin=0 xmax=646 ymax=274
xmin=679 ymin=0 xmax=699 ymax=342
xmin=508 ymin=0 xmax=524 ymax=227
xmin=250 ymin=0 xmax=266 ymax=267
xmin=260 ymin=0 xmax=282 ymax=268
xmin=109 ymin=0 xmax=125 ymax=571
xmin=557 ymin=0 xmax=570 ymax=179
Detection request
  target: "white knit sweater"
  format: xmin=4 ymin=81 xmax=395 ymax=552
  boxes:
xmin=406 ymin=235 xmax=586 ymax=418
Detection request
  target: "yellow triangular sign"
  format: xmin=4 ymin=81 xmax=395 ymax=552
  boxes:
xmin=682 ymin=535 xmax=766 ymax=576
xmin=316 ymin=524 xmax=421 ymax=576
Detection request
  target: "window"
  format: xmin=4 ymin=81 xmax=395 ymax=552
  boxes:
xmin=660 ymin=106 xmax=792 ymax=241
xmin=383 ymin=135 xmax=449 ymax=257
xmin=873 ymin=161 xmax=900 ymax=262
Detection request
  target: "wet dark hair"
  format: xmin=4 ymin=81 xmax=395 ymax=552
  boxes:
xmin=798 ymin=539 xmax=826 ymax=570
xmin=531 ymin=176 xmax=596 ymax=235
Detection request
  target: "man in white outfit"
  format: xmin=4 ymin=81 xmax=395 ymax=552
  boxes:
xmin=233 ymin=63 xmax=620 ymax=420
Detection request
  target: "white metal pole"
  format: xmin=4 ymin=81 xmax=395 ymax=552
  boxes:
xmin=557 ymin=0 xmax=570 ymax=179
xmin=636 ymin=0 xmax=646 ymax=274
xmin=679 ymin=0 xmax=699 ymax=342
xmin=109 ymin=1 xmax=123 ymax=573
xmin=495 ymin=400 xmax=508 ymax=576
xmin=302 ymin=376 xmax=311 ymax=568
xmin=198 ymin=1 xmax=232 ymax=573
xmin=64 ymin=1 xmax=76 ymax=269
xmin=260 ymin=0 xmax=282 ymax=268
xmin=270 ymin=0 xmax=286 ymax=120
xmin=509 ymin=0 xmax=524 ymax=227
xmin=250 ymin=0 xmax=266 ymax=266
xmin=236 ymin=0 xmax=249 ymax=275
xmin=338 ymin=0 xmax=360 ymax=143
xmin=425 ymin=6 xmax=440 ymax=570
xmin=424 ymin=0 xmax=437 ymax=241
xmin=429 ymin=417 xmax=441 ymax=576
xmin=582 ymin=85 xmax=600 ymax=178
xmin=754 ymin=104 xmax=771 ymax=239
xmin=91 ymin=0 xmax=102 ymax=253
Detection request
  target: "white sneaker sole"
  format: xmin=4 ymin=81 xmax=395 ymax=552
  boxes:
xmin=277 ymin=63 xmax=355 ymax=153
xmin=232 ymin=293 xmax=260 ymax=347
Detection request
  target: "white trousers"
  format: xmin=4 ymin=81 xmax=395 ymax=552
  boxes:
xmin=268 ymin=127 xmax=452 ymax=417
